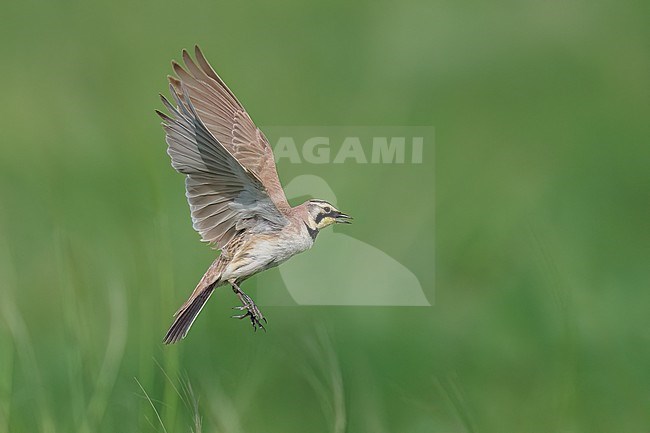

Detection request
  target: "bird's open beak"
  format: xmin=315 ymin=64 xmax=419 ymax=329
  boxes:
xmin=334 ymin=212 xmax=353 ymax=224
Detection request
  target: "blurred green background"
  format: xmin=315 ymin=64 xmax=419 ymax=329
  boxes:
xmin=1 ymin=0 xmax=649 ymax=432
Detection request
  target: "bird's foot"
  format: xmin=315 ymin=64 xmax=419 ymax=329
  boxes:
xmin=231 ymin=287 xmax=267 ymax=332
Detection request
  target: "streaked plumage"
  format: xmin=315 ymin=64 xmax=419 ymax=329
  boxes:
xmin=157 ymin=46 xmax=351 ymax=344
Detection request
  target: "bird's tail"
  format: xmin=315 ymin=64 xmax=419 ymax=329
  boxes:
xmin=163 ymin=286 xmax=215 ymax=344
xmin=163 ymin=258 xmax=224 ymax=344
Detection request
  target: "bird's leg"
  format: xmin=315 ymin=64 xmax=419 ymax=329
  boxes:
xmin=231 ymin=281 xmax=267 ymax=332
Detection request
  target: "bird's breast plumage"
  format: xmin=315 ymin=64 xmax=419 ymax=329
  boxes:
xmin=220 ymin=220 xmax=313 ymax=281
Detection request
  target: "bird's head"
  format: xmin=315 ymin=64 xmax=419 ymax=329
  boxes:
xmin=306 ymin=199 xmax=352 ymax=229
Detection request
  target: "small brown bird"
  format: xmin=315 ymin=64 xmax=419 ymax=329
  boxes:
xmin=157 ymin=46 xmax=352 ymax=344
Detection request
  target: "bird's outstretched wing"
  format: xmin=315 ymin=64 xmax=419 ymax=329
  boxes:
xmin=169 ymin=46 xmax=289 ymax=209
xmin=157 ymin=60 xmax=288 ymax=250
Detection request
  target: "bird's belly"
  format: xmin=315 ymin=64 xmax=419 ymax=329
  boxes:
xmin=222 ymin=238 xmax=310 ymax=281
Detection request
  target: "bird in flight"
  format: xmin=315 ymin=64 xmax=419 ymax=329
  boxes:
xmin=156 ymin=46 xmax=352 ymax=344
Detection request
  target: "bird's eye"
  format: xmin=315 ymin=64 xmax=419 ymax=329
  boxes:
xmin=324 ymin=206 xmax=331 ymax=213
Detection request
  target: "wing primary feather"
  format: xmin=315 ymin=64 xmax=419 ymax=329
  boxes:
xmin=155 ymin=109 xmax=171 ymax=122
xmin=193 ymin=45 xmax=243 ymax=109
xmin=169 ymin=84 xmax=194 ymax=119
xmin=160 ymin=92 xmax=183 ymax=119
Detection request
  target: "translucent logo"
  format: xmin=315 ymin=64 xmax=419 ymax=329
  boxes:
xmin=254 ymin=126 xmax=434 ymax=307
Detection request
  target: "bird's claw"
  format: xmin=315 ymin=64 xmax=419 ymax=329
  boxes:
xmin=231 ymin=294 xmax=267 ymax=332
